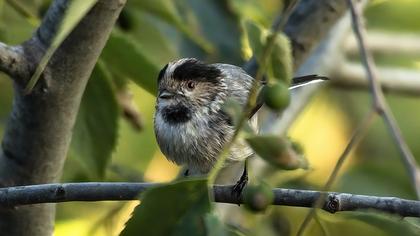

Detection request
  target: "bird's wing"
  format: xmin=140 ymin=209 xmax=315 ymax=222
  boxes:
xmin=213 ymin=63 xmax=255 ymax=106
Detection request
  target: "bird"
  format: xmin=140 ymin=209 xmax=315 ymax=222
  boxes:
xmin=154 ymin=58 xmax=327 ymax=192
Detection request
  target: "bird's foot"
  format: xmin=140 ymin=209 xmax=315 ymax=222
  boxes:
xmin=231 ymin=171 xmax=248 ymax=204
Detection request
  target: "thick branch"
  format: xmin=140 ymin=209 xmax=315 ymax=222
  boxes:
xmin=0 ymin=0 xmax=125 ymax=235
xmin=255 ymin=0 xmax=354 ymax=137
xmin=285 ymin=0 xmax=347 ymax=70
xmin=0 ymin=182 xmax=418 ymax=217
xmin=244 ymin=0 xmax=347 ymax=74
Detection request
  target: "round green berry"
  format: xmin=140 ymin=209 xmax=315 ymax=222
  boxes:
xmin=244 ymin=182 xmax=274 ymax=212
xmin=263 ymin=83 xmax=290 ymax=111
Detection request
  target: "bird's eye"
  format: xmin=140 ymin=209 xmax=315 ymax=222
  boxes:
xmin=186 ymin=81 xmax=196 ymax=90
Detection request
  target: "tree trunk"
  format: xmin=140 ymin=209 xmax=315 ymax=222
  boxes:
xmin=0 ymin=0 xmax=125 ymax=235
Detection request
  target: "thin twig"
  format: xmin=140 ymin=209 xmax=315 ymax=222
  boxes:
xmin=344 ymin=31 xmax=420 ymax=56
xmin=208 ymin=0 xmax=301 ymax=186
xmin=5 ymin=0 xmax=40 ymax=26
xmin=296 ymin=108 xmax=376 ymax=236
xmin=347 ymin=0 xmax=420 ymax=198
xmin=117 ymin=89 xmax=143 ymax=131
xmin=382 ymin=110 xmax=420 ymax=197
xmin=0 ymin=182 xmax=418 ymax=217
xmin=296 ymin=1 xmax=420 ymax=233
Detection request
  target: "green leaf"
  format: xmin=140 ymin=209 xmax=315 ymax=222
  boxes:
xmin=101 ymin=31 xmax=160 ymax=95
xmin=246 ymin=135 xmax=307 ymax=170
xmin=120 ymin=179 xmax=211 ymax=236
xmin=342 ymin=212 xmax=420 ymax=236
xmin=118 ymin=8 xmax=177 ymax=65
xmin=205 ymin=213 xmax=245 ymax=236
xmin=130 ymin=0 xmax=183 ymax=31
xmin=25 ymin=0 xmax=98 ymax=93
xmin=229 ymin=0 xmax=277 ymax=27
xmin=313 ymin=211 xmax=417 ymax=236
xmin=337 ymin=162 xmax=416 ymax=199
xmin=70 ymin=61 xmax=119 ymax=178
xmin=129 ymin=0 xmax=214 ymax=53
xmin=180 ymin=0 xmax=242 ymax=63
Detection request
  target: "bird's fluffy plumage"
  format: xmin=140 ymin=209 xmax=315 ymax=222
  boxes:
xmin=154 ymin=58 xmax=327 ymax=175
xmin=154 ymin=58 xmax=255 ymax=174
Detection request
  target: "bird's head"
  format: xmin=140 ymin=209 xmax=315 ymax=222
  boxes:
xmin=155 ymin=58 xmax=227 ymax=124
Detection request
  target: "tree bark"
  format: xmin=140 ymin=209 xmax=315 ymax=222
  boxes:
xmin=0 ymin=0 xmax=125 ymax=235
xmin=0 ymin=182 xmax=419 ymax=218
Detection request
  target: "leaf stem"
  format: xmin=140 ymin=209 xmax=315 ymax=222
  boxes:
xmin=207 ymin=0 xmax=302 ymax=188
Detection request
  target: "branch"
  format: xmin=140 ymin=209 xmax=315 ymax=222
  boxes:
xmin=244 ymin=0 xmax=348 ymax=75
xmin=0 ymin=43 xmax=25 ymax=79
xmin=0 ymin=0 xmax=126 ymax=235
xmin=332 ymin=62 xmax=420 ymax=96
xmin=297 ymin=2 xmax=420 ymax=234
xmin=257 ymin=0 xmax=354 ymax=136
xmin=0 ymin=182 xmax=418 ymax=217
xmin=345 ymin=31 xmax=420 ymax=56
xmin=347 ymin=0 xmax=420 ymax=198
xmin=208 ymin=0 xmax=301 ymax=186
xmin=117 ymin=89 xmax=143 ymax=131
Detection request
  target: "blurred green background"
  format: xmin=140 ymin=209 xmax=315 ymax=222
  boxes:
xmin=0 ymin=0 xmax=419 ymax=235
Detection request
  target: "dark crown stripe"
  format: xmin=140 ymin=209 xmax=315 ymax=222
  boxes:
xmin=172 ymin=59 xmax=221 ymax=84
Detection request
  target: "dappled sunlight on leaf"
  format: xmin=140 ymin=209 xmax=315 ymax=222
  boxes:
xmin=112 ymin=83 xmax=158 ymax=173
xmin=55 ymin=202 xmax=139 ymax=236
xmin=120 ymin=179 xmax=210 ymax=236
xmin=101 ymin=31 xmax=160 ymax=94
xmin=55 ymin=219 xmax=102 ymax=236
xmin=70 ymin=62 xmax=119 ymax=179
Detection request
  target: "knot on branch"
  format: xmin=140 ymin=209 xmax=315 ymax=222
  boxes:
xmin=325 ymin=194 xmax=340 ymax=213
xmin=54 ymin=186 xmax=66 ymax=200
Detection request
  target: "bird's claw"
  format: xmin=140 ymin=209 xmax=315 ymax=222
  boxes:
xmin=231 ymin=173 xmax=248 ymax=204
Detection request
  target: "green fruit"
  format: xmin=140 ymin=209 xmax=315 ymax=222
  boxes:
xmin=263 ymin=83 xmax=290 ymax=111
xmin=244 ymin=182 xmax=274 ymax=213
xmin=246 ymin=135 xmax=304 ymax=170
xmin=270 ymin=32 xmax=293 ymax=84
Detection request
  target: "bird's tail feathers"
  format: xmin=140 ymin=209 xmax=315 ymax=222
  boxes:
xmin=289 ymin=75 xmax=329 ymax=90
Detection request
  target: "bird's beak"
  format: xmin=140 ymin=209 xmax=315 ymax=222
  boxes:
xmin=158 ymin=90 xmax=175 ymax=99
